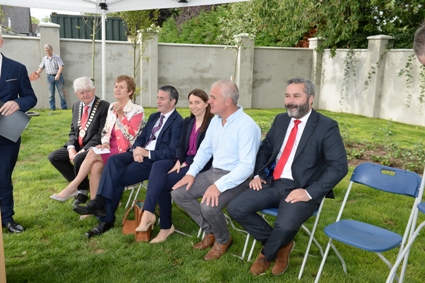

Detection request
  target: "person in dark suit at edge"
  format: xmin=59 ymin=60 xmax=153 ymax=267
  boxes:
xmin=0 ymin=29 xmax=37 ymax=233
xmin=227 ymin=78 xmax=348 ymax=276
xmin=48 ymin=77 xmax=109 ymax=206
xmin=74 ymin=85 xmax=184 ymax=238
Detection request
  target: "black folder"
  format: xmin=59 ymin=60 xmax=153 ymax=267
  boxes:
xmin=0 ymin=101 xmax=31 ymax=142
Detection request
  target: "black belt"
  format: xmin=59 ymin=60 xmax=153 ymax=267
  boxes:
xmin=48 ymin=74 xmax=57 ymax=76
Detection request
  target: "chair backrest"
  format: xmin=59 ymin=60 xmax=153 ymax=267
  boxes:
xmin=351 ymin=162 xmax=421 ymax=197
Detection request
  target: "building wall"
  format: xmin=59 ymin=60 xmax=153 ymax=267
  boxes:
xmin=1 ymin=6 xmax=32 ymax=35
xmin=157 ymin=43 xmax=235 ymax=108
xmin=2 ymin=24 xmax=425 ymax=127
xmin=252 ymin=47 xmax=312 ymax=109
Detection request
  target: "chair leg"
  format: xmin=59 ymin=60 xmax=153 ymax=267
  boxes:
xmin=224 ymin=214 xmax=252 ymax=260
xmin=386 ymin=221 xmax=425 ymax=283
xmin=197 ymin=227 xmax=203 ymax=238
xmin=314 ymin=238 xmax=334 ymax=283
xmin=247 ymin=238 xmax=257 ymax=261
xmin=132 ymin=183 xmax=142 ymax=205
xmin=330 ymin=243 xmax=347 ymax=273
xmin=125 ymin=186 xmax=135 ymax=209
xmin=298 ymin=224 xmax=323 ymax=279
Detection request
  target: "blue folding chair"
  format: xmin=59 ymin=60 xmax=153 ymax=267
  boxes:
xmin=315 ymin=162 xmax=423 ymax=282
xmin=386 ymin=166 xmax=425 ymax=283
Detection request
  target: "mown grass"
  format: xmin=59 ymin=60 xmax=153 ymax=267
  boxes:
xmin=2 ymin=108 xmax=425 ymax=283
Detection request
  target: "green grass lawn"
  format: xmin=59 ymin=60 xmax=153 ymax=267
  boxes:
xmin=2 ymin=108 xmax=425 ymax=283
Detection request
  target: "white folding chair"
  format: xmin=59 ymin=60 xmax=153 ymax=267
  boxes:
xmin=246 ymin=197 xmax=345 ymax=279
xmin=386 ymin=166 xmax=425 ymax=283
xmin=315 ymin=162 xmax=422 ymax=283
xmin=124 ymin=182 xmax=145 ymax=208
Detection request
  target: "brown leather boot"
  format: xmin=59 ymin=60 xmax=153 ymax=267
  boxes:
xmin=250 ymin=252 xmax=271 ymax=275
xmin=203 ymin=237 xmax=233 ymax=260
xmin=193 ymin=233 xmax=215 ymax=250
xmin=272 ymin=241 xmax=295 ymax=276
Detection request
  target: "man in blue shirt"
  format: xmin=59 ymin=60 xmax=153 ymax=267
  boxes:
xmin=172 ymin=80 xmax=261 ymax=261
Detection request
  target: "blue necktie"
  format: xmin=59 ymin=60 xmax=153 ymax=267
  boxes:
xmin=145 ymin=115 xmax=165 ymax=147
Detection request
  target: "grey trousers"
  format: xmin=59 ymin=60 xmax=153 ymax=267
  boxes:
xmin=171 ymin=168 xmax=249 ymax=244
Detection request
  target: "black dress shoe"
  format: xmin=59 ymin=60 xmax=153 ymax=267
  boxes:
xmin=2 ymin=221 xmax=24 ymax=233
xmin=73 ymin=193 xmax=89 ymax=206
xmin=73 ymin=199 xmax=106 ymax=217
xmin=85 ymin=221 xmax=114 ymax=238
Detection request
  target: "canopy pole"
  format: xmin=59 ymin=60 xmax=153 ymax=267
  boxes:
xmin=100 ymin=1 xmax=108 ymax=100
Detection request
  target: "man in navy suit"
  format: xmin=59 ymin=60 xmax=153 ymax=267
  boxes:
xmin=0 ymin=30 xmax=37 ymax=233
xmin=227 ymin=78 xmax=348 ymax=276
xmin=74 ymin=85 xmax=183 ymax=238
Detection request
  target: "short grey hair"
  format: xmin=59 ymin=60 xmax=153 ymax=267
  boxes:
xmin=211 ymin=80 xmax=239 ymax=105
xmin=414 ymin=25 xmax=425 ymax=57
xmin=287 ymin=78 xmax=315 ymax=97
xmin=44 ymin=43 xmax=53 ymax=50
xmin=73 ymin=77 xmax=95 ymax=93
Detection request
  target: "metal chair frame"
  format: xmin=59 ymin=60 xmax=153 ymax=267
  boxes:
xmin=386 ymin=166 xmax=425 ymax=283
xmin=315 ymin=163 xmax=423 ymax=283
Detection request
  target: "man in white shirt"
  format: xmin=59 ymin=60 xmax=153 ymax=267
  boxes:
xmin=172 ymin=80 xmax=261 ymax=260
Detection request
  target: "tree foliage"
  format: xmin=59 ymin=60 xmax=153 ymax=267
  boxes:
xmin=159 ymin=0 xmax=425 ymax=52
xmin=31 ymin=16 xmax=40 ymax=25
xmin=119 ymin=10 xmax=159 ymax=96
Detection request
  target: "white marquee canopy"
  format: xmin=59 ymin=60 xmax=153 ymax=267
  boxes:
xmin=0 ymin=0 xmax=248 ymax=98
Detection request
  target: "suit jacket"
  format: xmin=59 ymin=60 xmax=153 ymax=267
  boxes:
xmin=0 ymin=54 xmax=37 ymax=145
xmin=66 ymin=96 xmax=109 ymax=150
xmin=132 ymin=110 xmax=183 ymax=161
xmin=176 ymin=116 xmax=212 ymax=171
xmin=256 ymin=109 xmax=348 ymax=202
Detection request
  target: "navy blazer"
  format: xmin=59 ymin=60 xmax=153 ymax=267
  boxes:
xmin=255 ymin=109 xmax=348 ymax=202
xmin=176 ymin=116 xmax=212 ymax=171
xmin=132 ymin=110 xmax=183 ymax=161
xmin=66 ymin=96 xmax=109 ymax=150
xmin=0 ymin=54 xmax=37 ymax=145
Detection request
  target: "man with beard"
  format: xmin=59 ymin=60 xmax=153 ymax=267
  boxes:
xmin=227 ymin=78 xmax=348 ymax=276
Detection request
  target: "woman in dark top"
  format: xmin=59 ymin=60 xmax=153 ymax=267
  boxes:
xmin=136 ymin=89 xmax=213 ymax=243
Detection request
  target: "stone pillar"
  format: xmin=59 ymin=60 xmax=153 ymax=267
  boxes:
xmin=365 ymin=35 xmax=393 ymax=118
xmin=234 ymin=33 xmax=254 ymax=108
xmin=139 ymin=31 xmax=158 ymax=108
xmin=38 ymin=23 xmax=61 ymax=109
xmin=308 ymin=37 xmax=325 ymax=109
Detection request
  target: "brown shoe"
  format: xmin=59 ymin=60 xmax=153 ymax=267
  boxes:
xmin=272 ymin=241 xmax=295 ymax=276
xmin=193 ymin=233 xmax=215 ymax=250
xmin=203 ymin=237 xmax=233 ymax=260
xmin=250 ymin=253 xmax=271 ymax=276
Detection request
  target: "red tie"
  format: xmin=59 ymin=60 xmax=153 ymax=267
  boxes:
xmin=78 ymin=105 xmax=90 ymax=146
xmin=273 ymin=120 xmax=301 ymax=180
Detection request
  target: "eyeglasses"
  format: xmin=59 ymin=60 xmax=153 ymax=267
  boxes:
xmin=77 ymin=89 xmax=92 ymax=95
